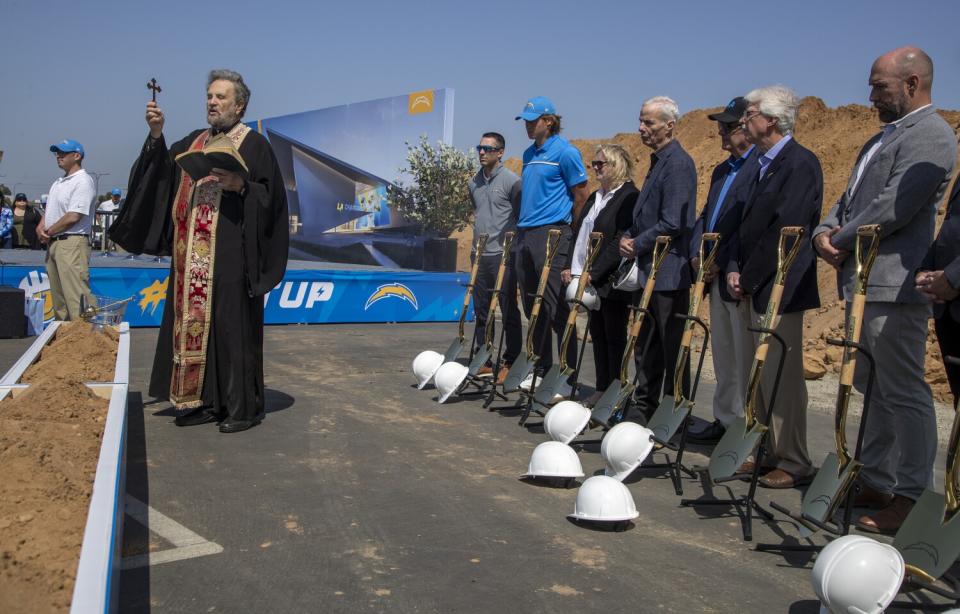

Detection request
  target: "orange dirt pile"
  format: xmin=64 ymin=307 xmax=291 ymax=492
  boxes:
xmin=0 ymin=322 xmax=118 ymax=613
xmin=455 ymin=98 xmax=959 ymax=403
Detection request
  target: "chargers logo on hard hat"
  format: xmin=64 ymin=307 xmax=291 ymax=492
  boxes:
xmin=364 ymin=283 xmax=418 ymax=311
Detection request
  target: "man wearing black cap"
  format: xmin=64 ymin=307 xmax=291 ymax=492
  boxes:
xmin=39 ymin=139 xmax=97 ymax=320
xmin=687 ymin=97 xmax=758 ymax=444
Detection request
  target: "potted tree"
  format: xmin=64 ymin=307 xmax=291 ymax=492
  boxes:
xmin=387 ymin=136 xmax=477 ymax=271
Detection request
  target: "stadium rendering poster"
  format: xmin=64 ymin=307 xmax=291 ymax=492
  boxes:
xmin=248 ymin=89 xmax=455 ymax=264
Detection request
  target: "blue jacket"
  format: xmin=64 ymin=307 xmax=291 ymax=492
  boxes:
xmin=629 ymin=139 xmax=697 ymax=292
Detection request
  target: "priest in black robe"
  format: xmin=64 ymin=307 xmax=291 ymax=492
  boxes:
xmin=110 ymin=69 xmax=288 ymax=433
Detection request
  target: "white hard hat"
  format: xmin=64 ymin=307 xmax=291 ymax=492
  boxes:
xmin=569 ymin=475 xmax=639 ymax=522
xmin=811 ymin=534 xmax=905 ymax=614
xmin=601 ymin=422 xmax=655 ymax=481
xmin=565 ymin=277 xmax=600 ymax=311
xmin=522 ymin=441 xmax=585 ymax=479
xmin=434 ymin=361 xmax=469 ymax=403
xmin=413 ymin=350 xmax=444 ymax=389
xmin=544 ymin=400 xmax=591 ymax=444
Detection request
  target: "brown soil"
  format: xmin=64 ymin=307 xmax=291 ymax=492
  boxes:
xmin=0 ymin=322 xmax=118 ymax=613
xmin=455 ymin=98 xmax=959 ymax=403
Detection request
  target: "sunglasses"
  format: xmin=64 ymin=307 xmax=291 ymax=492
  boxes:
xmin=476 ymin=145 xmax=502 ymax=153
xmin=590 ymin=160 xmax=607 ymax=170
xmin=718 ymin=122 xmax=742 ymax=135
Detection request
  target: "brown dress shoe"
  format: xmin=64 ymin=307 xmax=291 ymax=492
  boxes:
xmin=852 ymin=482 xmax=894 ymax=509
xmin=856 ymin=495 xmax=915 ymax=535
xmin=758 ymin=468 xmax=814 ymax=489
xmin=476 ymin=364 xmax=494 ymax=377
xmin=495 ymin=365 xmax=511 ymax=385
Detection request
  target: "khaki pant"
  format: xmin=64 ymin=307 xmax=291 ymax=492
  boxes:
xmin=738 ymin=302 xmax=813 ymax=476
xmin=709 ymin=283 xmax=746 ymax=427
xmin=46 ymin=235 xmax=94 ymax=321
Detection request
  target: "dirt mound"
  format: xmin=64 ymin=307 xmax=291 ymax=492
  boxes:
xmin=0 ymin=322 xmax=118 ymax=613
xmin=458 ymin=98 xmax=959 ymax=403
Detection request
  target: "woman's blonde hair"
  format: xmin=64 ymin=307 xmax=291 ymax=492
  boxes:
xmin=595 ymin=143 xmax=634 ymax=186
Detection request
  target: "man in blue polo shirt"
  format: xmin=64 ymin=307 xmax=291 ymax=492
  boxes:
xmin=515 ymin=96 xmax=589 ymax=375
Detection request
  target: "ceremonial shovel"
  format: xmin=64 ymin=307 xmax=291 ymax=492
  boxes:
xmin=440 ymin=233 xmax=488 ymax=364
xmin=464 ymin=232 xmax=515 ymax=380
xmin=780 ymin=225 xmax=881 ymax=538
xmin=892 ymin=355 xmax=960 ymax=596
xmin=588 ymin=236 xmax=671 ymax=428
xmin=502 ymin=229 xmax=563 ymax=394
xmin=645 ymin=232 xmax=721 ymax=447
xmin=533 ymin=232 xmax=604 ymax=408
xmin=706 ymin=226 xmax=805 ymax=481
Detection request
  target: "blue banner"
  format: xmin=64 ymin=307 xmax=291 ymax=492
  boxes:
xmin=1 ymin=265 xmax=474 ymax=328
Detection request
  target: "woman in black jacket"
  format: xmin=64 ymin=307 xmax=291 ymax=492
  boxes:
xmin=562 ymin=144 xmax=639 ymax=405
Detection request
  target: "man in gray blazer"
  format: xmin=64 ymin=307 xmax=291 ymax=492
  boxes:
xmin=814 ymin=46 xmax=957 ymax=534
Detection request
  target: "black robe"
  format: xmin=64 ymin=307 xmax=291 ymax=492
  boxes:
xmin=109 ymin=127 xmax=288 ymax=420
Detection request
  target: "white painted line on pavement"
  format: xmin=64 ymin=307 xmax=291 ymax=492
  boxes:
xmin=121 ymin=495 xmax=224 ymax=570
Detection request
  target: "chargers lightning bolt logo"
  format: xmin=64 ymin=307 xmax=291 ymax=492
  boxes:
xmin=364 ymin=284 xmax=418 ymax=311
xmin=139 ymin=277 xmax=169 ymax=315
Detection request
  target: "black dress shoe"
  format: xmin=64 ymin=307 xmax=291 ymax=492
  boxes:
xmin=686 ymin=420 xmax=726 ymax=445
xmin=218 ymin=417 xmax=262 ymax=433
xmin=174 ymin=407 xmax=218 ymax=427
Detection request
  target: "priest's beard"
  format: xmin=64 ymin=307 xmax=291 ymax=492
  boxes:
xmin=208 ymin=108 xmax=241 ymax=133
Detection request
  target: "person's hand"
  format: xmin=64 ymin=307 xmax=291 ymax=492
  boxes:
xmin=146 ymin=101 xmax=164 ymax=139
xmin=916 ymin=270 xmax=959 ymax=303
xmin=619 ymin=235 xmax=637 ymax=258
xmin=814 ymin=227 xmax=850 ymax=271
xmin=727 ymin=271 xmax=743 ymax=299
xmin=690 ymin=255 xmax=700 ymax=272
xmin=37 ymin=226 xmax=49 ymax=244
xmin=704 ymin=263 xmax=720 ymax=284
xmin=211 ymin=169 xmax=245 ymax=193
xmin=561 ymin=269 xmax=573 ymax=285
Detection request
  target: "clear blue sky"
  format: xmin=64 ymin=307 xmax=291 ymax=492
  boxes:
xmin=1 ymin=0 xmax=957 ymax=198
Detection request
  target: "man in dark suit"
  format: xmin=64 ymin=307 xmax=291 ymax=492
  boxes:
xmin=619 ymin=95 xmax=696 ymax=420
xmin=816 ymin=47 xmax=957 ymax=534
xmin=726 ymin=85 xmax=821 ymax=489
xmin=918 ymin=173 xmax=960 ymax=401
xmin=687 ymin=97 xmax=759 ymax=445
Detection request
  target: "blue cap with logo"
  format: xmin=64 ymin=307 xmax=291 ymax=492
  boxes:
xmin=49 ymin=139 xmax=85 ymax=156
xmin=516 ymin=96 xmax=557 ymax=121
xmin=111 ymin=188 xmax=121 ymax=196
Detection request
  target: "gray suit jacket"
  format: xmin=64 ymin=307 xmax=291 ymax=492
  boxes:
xmin=815 ymin=106 xmax=957 ymax=303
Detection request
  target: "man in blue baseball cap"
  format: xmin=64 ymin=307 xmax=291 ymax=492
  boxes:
xmin=38 ymin=138 xmax=97 ymax=320
xmin=513 ymin=96 xmax=589 ymax=382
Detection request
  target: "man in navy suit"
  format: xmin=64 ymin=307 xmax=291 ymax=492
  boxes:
xmin=687 ymin=97 xmax=758 ymax=445
xmin=619 ymin=96 xmax=696 ymax=420
xmin=726 ymin=85 xmax=822 ymax=489
xmin=916 ymin=174 xmax=960 ymax=402
xmin=918 ymin=172 xmax=960 ymax=401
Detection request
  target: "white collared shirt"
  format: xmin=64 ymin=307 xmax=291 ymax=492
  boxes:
xmin=850 ymin=104 xmax=932 ymax=195
xmin=45 ymin=168 xmax=96 ymax=235
xmin=571 ymin=183 xmax=623 ymax=275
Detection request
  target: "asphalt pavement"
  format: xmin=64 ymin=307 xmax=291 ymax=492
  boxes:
xmin=0 ymin=323 xmax=954 ymax=613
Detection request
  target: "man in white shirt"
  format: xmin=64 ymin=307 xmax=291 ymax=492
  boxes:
xmin=38 ymin=139 xmax=97 ymax=320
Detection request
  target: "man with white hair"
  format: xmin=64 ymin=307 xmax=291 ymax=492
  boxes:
xmin=726 ymin=85 xmax=821 ymax=488
xmin=619 ymin=96 xmax=696 ymax=420
xmin=815 ymin=46 xmax=957 ymax=533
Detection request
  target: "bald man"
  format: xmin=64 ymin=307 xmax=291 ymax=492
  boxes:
xmin=814 ymin=46 xmax=957 ymax=534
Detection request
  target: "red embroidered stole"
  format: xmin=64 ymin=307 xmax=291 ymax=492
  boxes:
xmin=169 ymin=124 xmax=250 ymax=409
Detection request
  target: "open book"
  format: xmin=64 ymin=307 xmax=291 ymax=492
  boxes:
xmin=174 ymin=133 xmax=249 ymax=182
